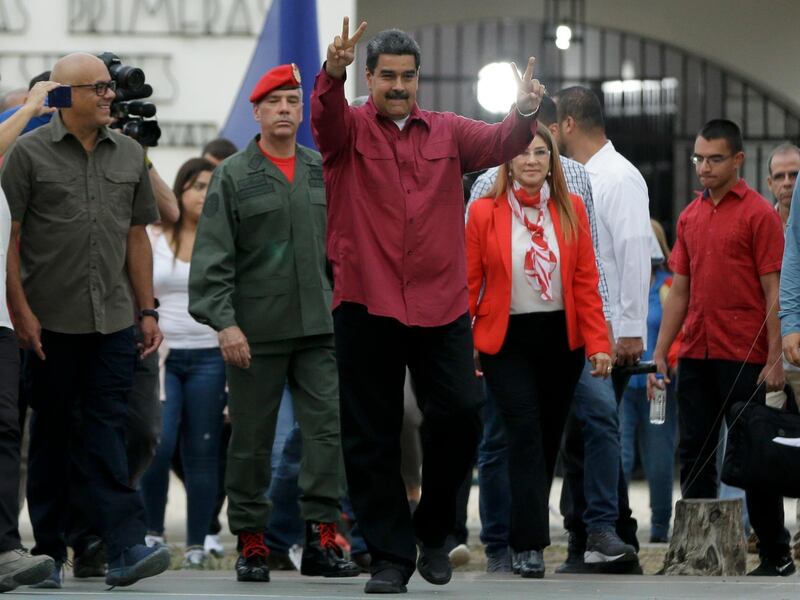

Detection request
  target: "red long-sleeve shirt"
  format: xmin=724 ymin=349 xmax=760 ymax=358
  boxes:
xmin=310 ymin=68 xmax=537 ymax=327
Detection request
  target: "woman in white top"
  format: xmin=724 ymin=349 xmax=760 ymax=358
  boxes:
xmin=139 ymin=158 xmax=225 ymax=569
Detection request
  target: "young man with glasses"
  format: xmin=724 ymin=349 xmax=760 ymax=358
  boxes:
xmin=2 ymin=52 xmax=170 ymax=588
xmin=651 ymin=118 xmax=791 ymax=576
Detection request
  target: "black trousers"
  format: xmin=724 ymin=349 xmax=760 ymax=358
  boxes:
xmin=334 ymin=303 xmax=481 ymax=576
xmin=480 ymin=312 xmax=583 ymax=552
xmin=27 ymin=328 xmax=146 ymax=562
xmin=0 ymin=328 xmax=22 ymax=552
xmin=678 ymin=358 xmax=790 ymax=559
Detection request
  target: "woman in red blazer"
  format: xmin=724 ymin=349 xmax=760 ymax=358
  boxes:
xmin=466 ymin=123 xmax=611 ymax=578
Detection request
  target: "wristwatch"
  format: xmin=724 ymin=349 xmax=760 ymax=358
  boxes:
xmin=139 ymin=308 xmax=159 ymax=322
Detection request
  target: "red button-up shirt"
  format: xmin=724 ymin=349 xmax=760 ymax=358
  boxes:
xmin=669 ymin=179 xmax=783 ymax=364
xmin=310 ymin=69 xmax=537 ymax=326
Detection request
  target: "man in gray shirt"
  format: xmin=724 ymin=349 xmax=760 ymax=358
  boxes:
xmin=2 ymin=53 xmax=169 ymax=589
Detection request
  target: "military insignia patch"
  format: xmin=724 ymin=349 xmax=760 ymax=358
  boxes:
xmin=292 ymin=63 xmax=301 ymax=84
xmin=203 ymin=192 xmax=220 ymax=217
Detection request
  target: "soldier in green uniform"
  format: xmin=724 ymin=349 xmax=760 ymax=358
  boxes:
xmin=188 ymin=64 xmax=359 ymax=584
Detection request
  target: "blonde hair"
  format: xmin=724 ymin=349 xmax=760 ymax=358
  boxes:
xmin=488 ymin=123 xmax=579 ymax=241
xmin=651 ymin=219 xmax=671 ymax=263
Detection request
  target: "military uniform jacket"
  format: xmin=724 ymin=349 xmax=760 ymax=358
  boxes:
xmin=188 ymin=137 xmax=332 ymax=343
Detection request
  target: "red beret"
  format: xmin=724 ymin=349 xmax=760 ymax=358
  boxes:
xmin=249 ymin=63 xmax=302 ymax=104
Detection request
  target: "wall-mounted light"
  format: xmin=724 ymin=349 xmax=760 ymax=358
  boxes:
xmin=555 ymin=24 xmax=572 ymax=50
xmin=477 ymin=62 xmax=517 ymax=114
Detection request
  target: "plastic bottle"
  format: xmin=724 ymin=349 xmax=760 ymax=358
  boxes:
xmin=650 ymin=374 xmax=666 ymax=425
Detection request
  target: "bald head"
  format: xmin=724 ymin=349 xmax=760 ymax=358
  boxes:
xmin=51 ymin=53 xmax=109 ymax=85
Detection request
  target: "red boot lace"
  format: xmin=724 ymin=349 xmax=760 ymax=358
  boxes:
xmin=240 ymin=532 xmax=269 ymax=559
xmin=319 ymin=523 xmax=338 ymax=550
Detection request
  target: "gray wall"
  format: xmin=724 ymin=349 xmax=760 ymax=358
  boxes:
xmin=356 ymin=0 xmax=800 ymax=112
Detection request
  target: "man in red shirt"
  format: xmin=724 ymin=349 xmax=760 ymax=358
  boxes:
xmin=651 ymin=119 xmax=790 ymax=576
xmin=311 ymin=18 xmax=543 ymax=593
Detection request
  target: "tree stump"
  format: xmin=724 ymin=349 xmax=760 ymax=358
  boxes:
xmin=662 ymin=498 xmax=747 ymax=575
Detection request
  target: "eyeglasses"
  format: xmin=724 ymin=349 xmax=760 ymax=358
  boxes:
xmin=690 ymin=153 xmax=731 ymax=167
xmin=520 ymin=148 xmax=551 ymax=161
xmin=71 ymin=80 xmax=117 ymax=96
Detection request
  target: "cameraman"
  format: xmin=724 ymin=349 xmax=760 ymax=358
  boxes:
xmin=1 ymin=52 xmax=170 ymax=588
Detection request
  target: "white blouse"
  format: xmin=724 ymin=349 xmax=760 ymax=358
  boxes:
xmin=152 ymin=232 xmax=219 ymax=349
xmin=509 ymin=206 xmax=564 ymax=314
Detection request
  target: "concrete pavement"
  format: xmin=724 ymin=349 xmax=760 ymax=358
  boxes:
xmin=5 ymin=570 xmax=800 ymax=599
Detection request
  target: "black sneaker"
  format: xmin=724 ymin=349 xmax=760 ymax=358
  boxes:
xmin=516 ymin=550 xmax=545 ymax=579
xmin=417 ymin=543 xmax=452 ymax=585
xmin=235 ymin=532 xmax=270 ymax=582
xmin=364 ymin=563 xmax=407 ymax=594
xmin=74 ymin=536 xmax=107 ymax=578
xmin=300 ymin=522 xmax=360 ymax=577
xmin=584 ymin=530 xmax=637 ymax=564
xmin=747 ymin=555 xmax=796 ymax=577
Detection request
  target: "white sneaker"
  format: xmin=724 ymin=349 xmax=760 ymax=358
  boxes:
xmin=144 ymin=534 xmax=165 ymax=548
xmin=288 ymin=544 xmax=303 ymax=571
xmin=181 ymin=547 xmax=206 ymax=570
xmin=448 ymin=543 xmax=471 ymax=567
xmin=203 ymin=534 xmax=224 ymax=558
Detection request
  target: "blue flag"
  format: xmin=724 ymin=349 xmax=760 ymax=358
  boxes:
xmin=221 ymin=0 xmax=320 ymax=150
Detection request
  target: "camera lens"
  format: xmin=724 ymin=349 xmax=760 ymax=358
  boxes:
xmin=111 ymin=65 xmax=145 ymax=91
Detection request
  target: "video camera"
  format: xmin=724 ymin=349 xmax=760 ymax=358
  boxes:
xmin=98 ymin=52 xmax=161 ymax=147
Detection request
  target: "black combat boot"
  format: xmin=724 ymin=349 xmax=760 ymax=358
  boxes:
xmin=300 ymin=521 xmax=361 ymax=577
xmin=235 ymin=532 xmax=270 ymax=582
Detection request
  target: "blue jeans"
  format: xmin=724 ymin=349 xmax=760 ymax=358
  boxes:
xmin=620 ymin=384 xmax=677 ymax=538
xmin=477 ymin=381 xmax=511 ymax=557
xmin=568 ymin=360 xmax=620 ymax=533
xmin=140 ymin=348 xmax=226 ymax=547
xmin=264 ymin=387 xmax=304 ymax=553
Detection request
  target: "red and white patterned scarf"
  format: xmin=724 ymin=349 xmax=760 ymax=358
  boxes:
xmin=507 ymin=181 xmax=557 ymax=302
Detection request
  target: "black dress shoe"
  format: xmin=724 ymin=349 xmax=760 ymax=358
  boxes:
xmin=235 ymin=533 xmax=270 ymax=582
xmin=416 ymin=543 xmax=452 ymax=585
xmin=516 ymin=550 xmax=545 ymax=578
xmin=364 ymin=564 xmax=407 ymax=594
xmin=300 ymin=522 xmax=361 ymax=577
xmin=352 ymin=552 xmax=372 ymax=573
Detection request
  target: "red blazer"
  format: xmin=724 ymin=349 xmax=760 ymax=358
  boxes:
xmin=466 ymin=193 xmax=610 ymax=357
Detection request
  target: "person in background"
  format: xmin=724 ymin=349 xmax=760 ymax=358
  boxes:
xmin=139 ymin=158 xmax=227 ymax=570
xmin=201 ymin=138 xmax=238 ymax=166
xmin=0 ymin=74 xmax=59 ymax=593
xmin=466 ymin=125 xmax=611 ymax=578
xmin=619 ymin=220 xmax=678 ymax=544
xmin=770 ymin=142 xmax=800 ymax=560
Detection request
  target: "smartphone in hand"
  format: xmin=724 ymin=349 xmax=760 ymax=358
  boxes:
xmin=47 ymin=86 xmax=72 ymax=108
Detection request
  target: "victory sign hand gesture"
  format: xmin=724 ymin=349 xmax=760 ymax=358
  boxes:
xmin=326 ymin=17 xmax=368 ymax=80
xmin=511 ymin=57 xmax=545 ymax=115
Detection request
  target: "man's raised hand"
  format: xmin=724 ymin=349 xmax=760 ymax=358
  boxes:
xmin=326 ymin=17 xmax=368 ymax=79
xmin=511 ymin=57 xmax=545 ymax=115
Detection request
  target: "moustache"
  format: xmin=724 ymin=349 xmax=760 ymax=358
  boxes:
xmin=385 ymin=91 xmax=409 ymax=100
